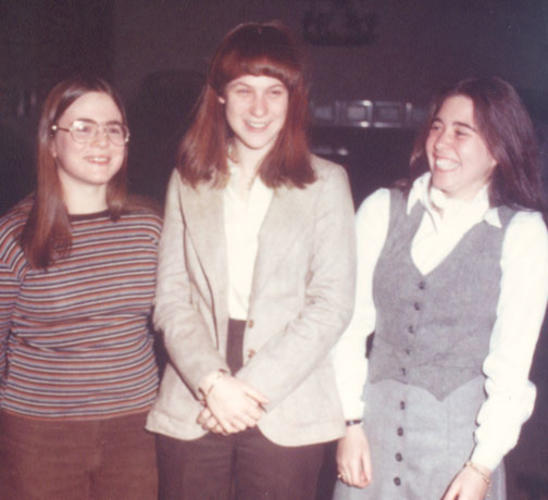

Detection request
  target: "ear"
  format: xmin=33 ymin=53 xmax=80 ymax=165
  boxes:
xmin=218 ymin=95 xmax=226 ymax=104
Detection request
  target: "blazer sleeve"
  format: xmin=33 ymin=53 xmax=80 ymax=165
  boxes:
xmin=236 ymin=163 xmax=357 ymax=409
xmin=153 ymin=170 xmax=229 ymax=394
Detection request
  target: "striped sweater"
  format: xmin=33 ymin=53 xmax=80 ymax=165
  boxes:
xmin=0 ymin=198 xmax=162 ymax=420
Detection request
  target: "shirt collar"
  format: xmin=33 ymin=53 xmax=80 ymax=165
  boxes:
xmin=407 ymin=172 xmax=502 ymax=228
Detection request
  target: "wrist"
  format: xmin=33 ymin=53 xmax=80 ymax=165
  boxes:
xmin=464 ymin=461 xmax=491 ymax=485
xmin=345 ymin=419 xmax=363 ymax=427
xmin=198 ymin=369 xmax=229 ymax=401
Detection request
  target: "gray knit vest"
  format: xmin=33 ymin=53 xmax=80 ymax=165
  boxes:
xmin=368 ymin=189 xmax=515 ymax=400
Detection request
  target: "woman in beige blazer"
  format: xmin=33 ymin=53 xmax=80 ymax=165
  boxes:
xmin=146 ymin=21 xmax=356 ymax=500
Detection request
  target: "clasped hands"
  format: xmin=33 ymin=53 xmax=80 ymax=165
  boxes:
xmin=196 ymin=371 xmax=268 ymax=435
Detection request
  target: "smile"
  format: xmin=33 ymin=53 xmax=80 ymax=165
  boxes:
xmin=245 ymin=120 xmax=270 ymax=130
xmin=434 ymin=158 xmax=459 ymax=172
xmin=85 ymin=156 xmax=110 ymax=164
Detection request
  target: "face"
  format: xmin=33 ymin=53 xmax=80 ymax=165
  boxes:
xmin=51 ymin=91 xmax=126 ymax=194
xmin=220 ymin=74 xmax=289 ymax=159
xmin=425 ymin=94 xmax=497 ymax=201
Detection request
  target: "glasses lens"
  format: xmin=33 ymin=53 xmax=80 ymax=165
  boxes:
xmin=105 ymin=124 xmax=128 ymax=146
xmin=71 ymin=120 xmax=96 ymax=143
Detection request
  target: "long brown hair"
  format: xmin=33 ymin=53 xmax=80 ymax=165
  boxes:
xmin=409 ymin=77 xmax=545 ymax=215
xmin=177 ymin=20 xmax=315 ymax=188
xmin=21 ymin=75 xmax=129 ymax=269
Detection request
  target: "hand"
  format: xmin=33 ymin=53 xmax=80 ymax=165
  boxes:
xmin=196 ymin=407 xmax=225 ymax=434
xmin=205 ymin=375 xmax=268 ymax=434
xmin=336 ymin=424 xmax=372 ymax=488
xmin=442 ymin=463 xmax=490 ymax=500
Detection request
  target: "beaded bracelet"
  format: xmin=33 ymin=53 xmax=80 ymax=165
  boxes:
xmin=464 ymin=461 xmax=491 ymax=485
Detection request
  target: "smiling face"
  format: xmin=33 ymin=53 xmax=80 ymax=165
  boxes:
xmin=51 ymin=91 xmax=126 ymax=197
xmin=426 ymin=94 xmax=497 ymax=201
xmin=221 ymin=74 xmax=289 ymax=161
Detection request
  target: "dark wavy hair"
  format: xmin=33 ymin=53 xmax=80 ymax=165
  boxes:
xmin=409 ymin=76 xmax=545 ymax=216
xmin=21 ymin=75 xmax=129 ymax=268
xmin=177 ymin=20 xmax=315 ymax=188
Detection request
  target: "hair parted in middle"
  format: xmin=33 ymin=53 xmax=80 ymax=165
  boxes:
xmin=176 ymin=20 xmax=315 ymax=188
xmin=409 ymin=76 xmax=545 ymax=216
xmin=21 ymin=75 xmax=130 ymax=269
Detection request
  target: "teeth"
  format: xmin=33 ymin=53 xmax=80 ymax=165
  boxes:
xmin=246 ymin=121 xmax=268 ymax=129
xmin=435 ymin=158 xmax=458 ymax=171
xmin=88 ymin=156 xmax=109 ymax=163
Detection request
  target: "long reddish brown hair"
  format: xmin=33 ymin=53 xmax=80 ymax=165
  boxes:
xmin=409 ymin=77 xmax=545 ymax=215
xmin=21 ymin=75 xmax=129 ymax=269
xmin=177 ymin=20 xmax=315 ymax=188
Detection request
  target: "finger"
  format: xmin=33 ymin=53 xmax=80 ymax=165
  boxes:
xmin=361 ymin=453 xmax=372 ymax=485
xmin=242 ymin=385 xmax=269 ymax=405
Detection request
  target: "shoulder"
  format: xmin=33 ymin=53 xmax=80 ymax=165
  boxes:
xmin=118 ymin=203 xmax=163 ymax=240
xmin=310 ymin=154 xmax=349 ymax=183
xmin=0 ymin=197 xmax=31 ymax=268
xmin=356 ymin=187 xmax=392 ymax=231
xmin=504 ymin=209 xmax=547 ymax=246
xmin=0 ymin=197 xmax=32 ymax=242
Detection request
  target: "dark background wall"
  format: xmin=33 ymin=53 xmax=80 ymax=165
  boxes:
xmin=1 ymin=1 xmax=547 ymax=498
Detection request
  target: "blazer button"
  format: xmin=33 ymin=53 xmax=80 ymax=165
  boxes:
xmin=393 ymin=477 xmax=401 ymax=486
xmin=247 ymin=319 xmax=254 ymax=328
xmin=247 ymin=348 xmax=256 ymax=359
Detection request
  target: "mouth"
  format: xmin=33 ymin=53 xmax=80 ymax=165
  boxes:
xmin=433 ymin=157 xmax=459 ymax=172
xmin=245 ymin=120 xmax=270 ymax=131
xmin=85 ymin=155 xmax=111 ymax=165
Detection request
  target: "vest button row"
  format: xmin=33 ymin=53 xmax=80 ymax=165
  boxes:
xmin=400 ymin=367 xmax=407 ymax=376
xmin=395 ymin=452 xmax=403 ymax=462
xmin=397 ymin=427 xmax=404 ymax=436
xmin=418 ymin=280 xmax=426 ymax=290
xmin=414 ymin=302 xmax=421 ymax=311
xmin=399 ymin=401 xmax=405 ymax=410
xmin=394 ymin=477 xmax=401 ymax=486
xmin=407 ymin=325 xmax=415 ymax=334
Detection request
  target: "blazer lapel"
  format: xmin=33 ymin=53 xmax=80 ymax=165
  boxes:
xmin=251 ymin=185 xmax=311 ymax=295
xmin=181 ymin=182 xmax=228 ymax=317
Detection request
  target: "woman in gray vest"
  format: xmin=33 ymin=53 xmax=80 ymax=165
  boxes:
xmin=333 ymin=77 xmax=548 ymax=500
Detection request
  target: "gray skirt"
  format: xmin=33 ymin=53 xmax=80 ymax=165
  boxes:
xmin=333 ymin=378 xmax=506 ymax=500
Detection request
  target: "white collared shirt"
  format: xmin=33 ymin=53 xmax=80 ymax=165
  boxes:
xmin=335 ymin=172 xmax=548 ymax=469
xmin=223 ymin=163 xmax=273 ymax=320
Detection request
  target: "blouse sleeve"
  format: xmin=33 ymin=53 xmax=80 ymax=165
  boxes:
xmin=470 ymin=211 xmax=548 ymax=470
xmin=334 ymin=188 xmax=391 ymax=419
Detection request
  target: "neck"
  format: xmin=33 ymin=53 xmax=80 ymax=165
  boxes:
xmin=62 ymin=184 xmax=108 ymax=215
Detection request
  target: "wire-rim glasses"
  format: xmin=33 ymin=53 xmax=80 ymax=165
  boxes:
xmin=51 ymin=119 xmax=130 ymax=147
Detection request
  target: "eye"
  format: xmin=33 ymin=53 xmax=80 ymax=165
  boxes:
xmin=72 ymin=120 xmax=94 ymax=133
xmin=106 ymin=124 xmax=124 ymax=136
xmin=455 ymin=129 xmax=470 ymax=138
xmin=268 ymin=87 xmax=286 ymax=97
xmin=429 ymin=121 xmax=442 ymax=131
xmin=234 ymin=86 xmax=251 ymax=95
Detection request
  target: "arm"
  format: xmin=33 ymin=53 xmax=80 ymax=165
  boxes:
xmin=153 ymin=171 xmax=230 ymax=392
xmin=444 ymin=211 xmax=548 ymax=499
xmin=334 ymin=188 xmax=391 ymax=487
xmin=235 ymin=165 xmax=356 ymax=408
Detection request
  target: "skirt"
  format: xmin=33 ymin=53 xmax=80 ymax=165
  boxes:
xmin=333 ymin=378 xmax=506 ymax=500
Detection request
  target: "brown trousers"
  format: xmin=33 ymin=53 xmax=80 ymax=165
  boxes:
xmin=0 ymin=411 xmax=158 ymax=500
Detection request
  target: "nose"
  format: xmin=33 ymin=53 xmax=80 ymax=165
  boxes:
xmin=91 ymin=126 xmax=109 ymax=147
xmin=250 ymin=92 xmax=267 ymax=117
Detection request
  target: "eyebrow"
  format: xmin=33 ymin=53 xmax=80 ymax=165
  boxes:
xmin=74 ymin=118 xmax=124 ymax=125
xmin=432 ymin=117 xmax=477 ymax=132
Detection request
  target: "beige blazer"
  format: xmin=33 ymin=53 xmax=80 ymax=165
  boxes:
xmin=146 ymin=155 xmax=356 ymax=446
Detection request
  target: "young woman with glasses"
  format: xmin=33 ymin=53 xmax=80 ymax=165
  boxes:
xmin=0 ymin=75 xmax=161 ymax=499
xmin=146 ymin=21 xmax=356 ymax=500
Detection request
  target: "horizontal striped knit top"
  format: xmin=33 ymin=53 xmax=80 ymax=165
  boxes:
xmin=0 ymin=198 xmax=162 ymax=420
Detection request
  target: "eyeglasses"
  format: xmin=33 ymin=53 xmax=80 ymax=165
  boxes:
xmin=51 ymin=119 xmax=130 ymax=147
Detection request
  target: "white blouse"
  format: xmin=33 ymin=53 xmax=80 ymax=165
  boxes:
xmin=335 ymin=172 xmax=548 ymax=470
xmin=223 ymin=164 xmax=273 ymax=320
